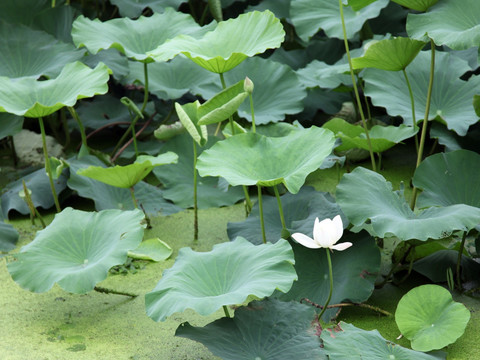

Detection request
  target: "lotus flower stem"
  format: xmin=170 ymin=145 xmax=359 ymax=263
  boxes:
xmin=94 ymin=286 xmax=137 ymax=297
xmin=223 ymin=305 xmax=231 ymax=318
xmin=257 ymin=185 xmax=266 ymax=244
xmin=249 ymin=93 xmax=256 ymax=133
xmin=273 ymin=185 xmax=287 ymax=233
xmin=338 ymin=0 xmax=376 ymax=172
xmin=193 ymin=140 xmax=199 ymax=241
xmin=410 ymin=39 xmax=435 ymax=210
xmin=67 ymin=106 xmax=88 ymax=152
xmin=38 ymin=117 xmax=61 ymax=213
xmin=402 ymin=69 xmax=419 ymax=152
xmin=318 ymin=248 xmax=334 ymax=321
xmin=456 ymin=231 xmax=467 ymax=291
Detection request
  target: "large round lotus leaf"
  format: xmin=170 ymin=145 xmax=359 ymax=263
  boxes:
xmin=0 ymin=62 xmax=110 ymax=118
xmin=0 ymin=21 xmax=84 ymax=79
xmin=196 ymin=127 xmax=335 ymax=194
xmin=321 ymin=322 xmax=444 ymax=360
xmin=276 ymin=232 xmax=380 ymax=322
xmin=395 ymin=285 xmax=471 ymax=351
xmin=176 ymin=299 xmax=324 ymax=360
xmin=0 ymin=221 xmax=19 ymax=252
xmin=407 ymin=0 xmax=480 ymax=50
xmin=148 ymin=10 xmax=285 ymax=73
xmin=290 ymin=0 xmax=388 ymax=42
xmin=336 ymin=167 xmax=480 ymax=241
xmin=7 ymin=208 xmax=146 ymax=294
xmin=228 ymin=187 xmax=347 ymax=245
xmin=125 ymin=56 xmax=217 ymax=100
xmin=77 ymin=152 xmax=178 ymax=189
xmin=0 ymin=113 xmax=23 ymax=139
xmin=363 ymin=51 xmax=480 ymax=136
xmin=391 ymin=0 xmax=438 ymax=11
xmin=72 ymin=9 xmax=205 ymax=62
xmin=110 ymin=0 xmax=185 ymax=18
xmin=222 ymin=57 xmax=307 ymax=124
xmin=1 ymin=168 xmax=68 ymax=218
xmin=352 ymin=37 xmax=426 ymax=71
xmin=145 ymin=237 xmax=297 ymax=322
xmin=152 ymin=134 xmax=244 ymax=209
xmin=323 ymin=118 xmax=418 ymax=153
xmin=68 ymin=155 xmax=181 ymax=215
xmin=413 ymin=150 xmax=480 ymax=209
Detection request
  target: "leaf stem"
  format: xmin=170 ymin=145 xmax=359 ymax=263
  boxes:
xmin=249 ymin=93 xmax=256 ymax=133
xmin=223 ymin=305 xmax=231 ymax=318
xmin=339 ymin=0 xmax=376 ymax=172
xmin=318 ymin=248 xmax=334 ymax=321
xmin=219 ymin=73 xmax=235 ymax=135
xmin=67 ymin=106 xmax=89 ymax=152
xmin=129 ymin=187 xmax=138 ymax=208
xmin=257 ymin=185 xmax=266 ymax=244
xmin=402 ymin=69 xmax=419 ymax=152
xmin=410 ymin=40 xmax=435 ymax=210
xmin=456 ymin=231 xmax=467 ymax=291
xmin=38 ymin=117 xmax=61 ymax=213
xmin=273 ymin=185 xmax=287 ymax=233
xmin=193 ymin=140 xmax=199 ymax=241
xmin=301 ymin=298 xmax=391 ymax=316
xmin=94 ymin=286 xmax=137 ymax=297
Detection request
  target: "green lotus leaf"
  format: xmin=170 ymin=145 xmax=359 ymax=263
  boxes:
xmin=74 ymin=94 xmax=132 ymax=129
xmin=153 ymin=134 xmax=244 ymax=209
xmin=0 ymin=61 xmax=110 ymax=118
xmin=297 ymin=61 xmax=351 ymax=89
xmin=125 ymin=56 xmax=217 ymax=100
xmin=154 ymin=121 xmax=185 ymax=141
xmin=1 ymin=168 xmax=68 ymax=218
xmin=128 ymin=238 xmax=172 ymax=262
xmin=198 ymin=79 xmax=248 ymax=125
xmin=31 ymin=3 xmax=76 ymax=43
xmin=323 ymin=118 xmax=418 ymax=152
xmin=196 ymin=127 xmax=335 ymax=194
xmin=72 ymin=8 xmax=204 ymax=62
xmin=336 ymin=167 xmax=480 ymax=241
xmin=346 ymin=0 xmax=378 ymax=11
xmin=391 ymin=0 xmax=438 ymax=11
xmin=145 ymin=237 xmax=297 ymax=322
xmin=176 ymin=299 xmax=325 ymax=360
xmin=8 ymin=208 xmax=145 ymax=293
xmin=109 ymin=0 xmax=185 ymax=18
xmin=148 ymin=10 xmax=285 ymax=73
xmin=276 ymin=232 xmax=380 ymax=322
xmin=321 ymin=322 xmax=445 ymax=360
xmin=0 ymin=0 xmax=51 ymax=25
xmin=395 ymin=285 xmax=470 ymax=351
xmin=290 ymin=0 xmax=388 ymax=42
xmin=363 ymin=51 xmax=480 ymax=136
xmin=175 ymin=101 xmax=208 ymax=146
xmin=228 ymin=187 xmax=347 ymax=245
xmin=247 ymin=0 xmax=290 ymax=19
xmin=82 ymin=48 xmax=130 ymax=80
xmin=407 ymin=0 xmax=480 ymax=50
xmin=0 ymin=21 xmax=84 ymax=79
xmin=68 ymin=156 xmax=181 ymax=215
xmin=474 ymin=94 xmax=480 ymax=117
xmin=413 ymin=150 xmax=480 ymax=209
xmin=0 ymin=113 xmax=23 ymax=139
xmin=0 ymin=221 xmax=19 ymax=252
xmin=352 ymin=37 xmax=426 ymax=71
xmin=77 ymin=152 xmax=178 ymax=189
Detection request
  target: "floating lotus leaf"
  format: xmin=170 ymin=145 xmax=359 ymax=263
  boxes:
xmin=228 ymin=187 xmax=347 ymax=245
xmin=197 ymin=127 xmax=335 ymax=194
xmin=352 ymin=37 xmax=426 ymax=71
xmin=145 ymin=237 xmax=297 ymax=322
xmin=413 ymin=150 xmax=480 ymax=209
xmin=391 ymin=0 xmax=438 ymax=11
xmin=152 ymin=134 xmax=244 ymax=209
xmin=336 ymin=167 xmax=480 ymax=240
xmin=148 ymin=10 xmax=285 ymax=73
xmin=0 ymin=21 xmax=84 ymax=79
xmin=407 ymin=0 xmax=480 ymax=50
xmin=0 ymin=221 xmax=19 ymax=252
xmin=176 ymin=299 xmax=324 ymax=360
xmin=0 ymin=61 xmax=110 ymax=118
xmin=77 ymin=152 xmax=178 ymax=189
xmin=72 ymin=9 xmax=204 ymax=62
xmin=8 ymin=208 xmax=145 ymax=293
xmin=109 ymin=0 xmax=185 ymax=18
xmin=68 ymin=156 xmax=181 ymax=215
xmin=321 ymin=322 xmax=445 ymax=359
xmin=395 ymin=285 xmax=470 ymax=351
xmin=290 ymin=0 xmax=388 ymax=41
xmin=276 ymin=232 xmax=380 ymax=321
xmin=363 ymin=51 xmax=480 ymax=136
xmin=128 ymin=238 xmax=172 ymax=262
xmin=323 ymin=118 xmax=418 ymax=153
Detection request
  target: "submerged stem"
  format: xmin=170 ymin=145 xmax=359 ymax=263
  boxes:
xmin=339 ymin=0 xmax=376 ymax=172
xmin=193 ymin=140 xmax=199 ymax=242
xmin=456 ymin=232 xmax=467 ymax=291
xmin=257 ymin=185 xmax=266 ymax=244
xmin=94 ymin=286 xmax=137 ymax=298
xmin=38 ymin=117 xmax=61 ymax=213
xmin=318 ymin=249 xmax=334 ymax=321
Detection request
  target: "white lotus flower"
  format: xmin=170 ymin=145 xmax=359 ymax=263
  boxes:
xmin=291 ymin=215 xmax=352 ymax=251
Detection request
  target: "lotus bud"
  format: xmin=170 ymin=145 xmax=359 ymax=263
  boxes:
xmin=244 ymin=76 xmax=254 ymax=94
